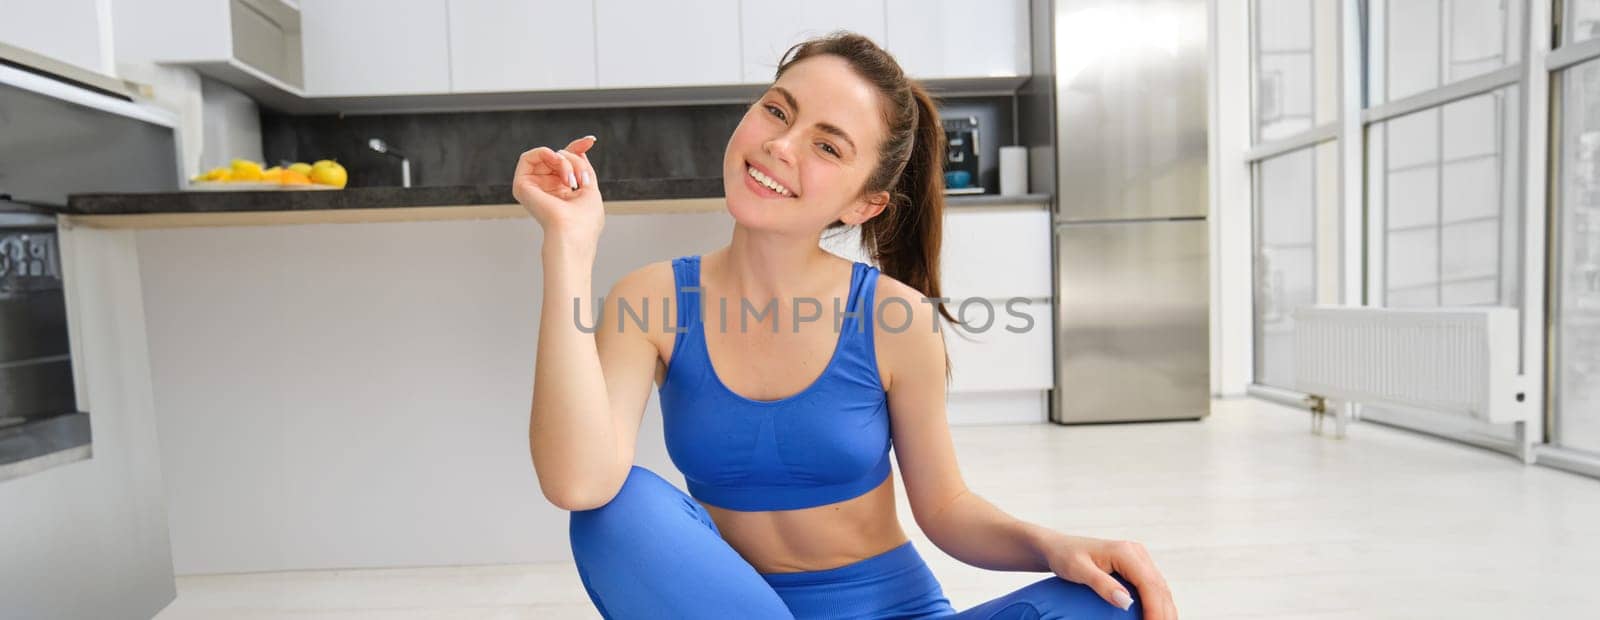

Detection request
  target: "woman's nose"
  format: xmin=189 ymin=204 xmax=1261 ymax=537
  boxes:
xmin=764 ymin=134 xmax=797 ymax=164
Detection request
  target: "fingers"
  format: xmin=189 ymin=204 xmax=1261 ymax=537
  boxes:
xmin=554 ymin=150 xmax=582 ymax=190
xmin=535 ymin=147 xmax=575 ymax=191
xmin=513 ymin=138 xmax=598 ymax=197
xmin=1108 ymin=542 xmax=1177 ymax=620
xmin=515 ymin=146 xmax=554 ymax=179
xmin=564 ymin=136 xmax=599 ymax=187
xmin=556 ymin=146 xmax=597 ymax=191
xmin=565 ymin=134 xmax=597 ymax=156
xmin=512 ymin=147 xmax=556 ymax=205
xmin=1078 ymin=560 xmax=1137 ymax=613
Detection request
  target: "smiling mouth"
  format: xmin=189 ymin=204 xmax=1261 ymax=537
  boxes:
xmin=745 ymin=162 xmax=797 ymax=197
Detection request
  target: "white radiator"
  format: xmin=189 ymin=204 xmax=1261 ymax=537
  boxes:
xmin=1291 ymin=306 xmax=1530 ymax=426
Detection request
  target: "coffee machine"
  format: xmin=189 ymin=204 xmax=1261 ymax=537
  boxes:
xmin=942 ymin=116 xmax=983 ymax=195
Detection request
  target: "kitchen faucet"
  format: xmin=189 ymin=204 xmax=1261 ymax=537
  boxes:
xmin=367 ymin=138 xmax=412 ymax=188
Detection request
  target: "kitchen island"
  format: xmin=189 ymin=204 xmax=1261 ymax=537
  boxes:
xmin=53 ymin=185 xmax=1052 ymax=575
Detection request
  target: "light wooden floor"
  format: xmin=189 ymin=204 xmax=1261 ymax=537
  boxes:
xmin=156 ymin=398 xmax=1600 ymax=619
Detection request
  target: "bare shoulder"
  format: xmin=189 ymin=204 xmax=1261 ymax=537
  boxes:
xmin=601 ymin=259 xmax=681 ymax=349
xmin=869 ymin=270 xmax=948 ymax=392
xmin=607 ymin=258 xmax=677 ymax=306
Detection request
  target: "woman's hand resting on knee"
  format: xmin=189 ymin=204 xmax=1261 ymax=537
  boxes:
xmin=1041 ymin=533 xmax=1178 ymax=619
xmin=513 ymin=135 xmax=603 ymax=253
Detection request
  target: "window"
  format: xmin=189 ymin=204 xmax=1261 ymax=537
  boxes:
xmin=1249 ymin=0 xmax=1339 ymax=390
xmin=1254 ymin=0 xmax=1338 ymax=142
xmin=1554 ymin=57 xmax=1600 ymax=456
xmin=1567 ymin=0 xmax=1600 ymax=45
xmin=1368 ymin=88 xmax=1522 ymax=308
xmin=1371 ymin=0 xmax=1521 ymax=104
xmin=1253 ymin=143 xmax=1336 ymax=389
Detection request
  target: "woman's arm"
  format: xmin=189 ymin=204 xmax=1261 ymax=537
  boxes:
xmin=877 ymin=277 xmax=1176 ymax=618
xmin=873 ymin=277 xmax=1045 ymax=569
xmin=519 ymin=137 xmax=655 ymax=511
xmin=911 ymin=486 xmax=1056 ymax=571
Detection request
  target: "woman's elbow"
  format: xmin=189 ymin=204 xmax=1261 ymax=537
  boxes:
xmin=543 ymin=485 xmax=612 ymax=512
xmin=537 ymin=469 xmax=624 ymax=512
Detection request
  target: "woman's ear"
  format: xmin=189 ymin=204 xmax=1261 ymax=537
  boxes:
xmin=847 ymin=190 xmax=892 ymax=225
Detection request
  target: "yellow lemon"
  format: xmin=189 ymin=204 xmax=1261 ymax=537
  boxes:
xmin=230 ymin=159 xmax=263 ymax=182
xmin=288 ymin=162 xmax=313 ymax=175
xmin=193 ymin=166 xmax=230 ymax=182
xmin=309 ymin=160 xmax=347 ymax=188
xmin=281 ymin=170 xmax=312 ymax=185
xmin=262 ymin=166 xmax=285 ymax=182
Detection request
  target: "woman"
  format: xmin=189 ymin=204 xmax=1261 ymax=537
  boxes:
xmin=517 ymin=32 xmax=1177 ymax=620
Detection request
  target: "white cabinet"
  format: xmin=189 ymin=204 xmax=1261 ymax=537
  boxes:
xmin=945 ymin=296 xmax=1052 ymax=393
xmin=116 ymin=0 xmax=305 ymax=102
xmin=884 ymin=0 xmax=1030 ymax=80
xmin=595 ymin=0 xmax=741 ymax=88
xmin=447 ymin=0 xmax=596 ymax=93
xmin=0 ymin=0 xmax=107 ymax=75
xmin=941 ymin=207 xmax=1052 ymax=300
xmin=940 ymin=206 xmax=1053 ymax=402
xmin=739 ymin=0 xmax=885 ymax=83
xmin=821 ymin=203 xmax=1055 ymax=414
xmin=301 ymin=0 xmax=451 ymax=96
xmin=177 ymin=0 xmax=1032 ymax=102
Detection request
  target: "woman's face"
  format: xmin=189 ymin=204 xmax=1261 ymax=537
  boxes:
xmin=722 ymin=54 xmax=891 ymax=233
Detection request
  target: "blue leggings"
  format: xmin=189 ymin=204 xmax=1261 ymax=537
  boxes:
xmin=569 ymin=466 xmax=1143 ymax=619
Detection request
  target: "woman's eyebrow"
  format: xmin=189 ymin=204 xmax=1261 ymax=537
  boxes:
xmin=770 ymin=86 xmax=857 ymax=153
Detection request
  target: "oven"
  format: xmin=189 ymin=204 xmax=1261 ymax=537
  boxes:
xmin=0 ymin=204 xmax=86 ymax=481
xmin=0 ymin=58 xmax=179 ymax=482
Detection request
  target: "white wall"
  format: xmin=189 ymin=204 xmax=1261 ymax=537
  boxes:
xmin=1210 ymin=0 xmax=1253 ymax=395
xmin=0 ymin=226 xmax=176 ymax=619
xmin=136 ymin=213 xmax=734 ymax=573
xmin=200 ymin=76 xmax=264 ymax=169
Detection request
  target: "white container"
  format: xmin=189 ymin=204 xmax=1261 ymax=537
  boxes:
xmin=999 ymin=146 xmax=1028 ymax=196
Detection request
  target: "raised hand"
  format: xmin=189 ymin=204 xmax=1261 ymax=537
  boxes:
xmin=513 ymin=135 xmax=602 ymax=253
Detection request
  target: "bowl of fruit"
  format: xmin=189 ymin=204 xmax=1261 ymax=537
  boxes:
xmin=190 ymin=159 xmax=349 ymax=190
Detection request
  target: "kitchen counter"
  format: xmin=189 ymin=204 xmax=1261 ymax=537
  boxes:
xmin=65 ymin=178 xmax=725 ymax=215
xmin=58 ymin=180 xmax=1049 ymax=229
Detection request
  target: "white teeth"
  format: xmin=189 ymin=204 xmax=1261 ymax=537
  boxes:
xmin=747 ymin=165 xmax=792 ymax=196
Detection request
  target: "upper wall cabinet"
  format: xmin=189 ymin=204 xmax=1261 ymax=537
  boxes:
xmin=0 ymin=0 xmax=107 ymax=75
xmin=739 ymin=0 xmax=886 ymax=84
xmin=447 ymin=0 xmax=596 ymax=93
xmin=595 ymin=0 xmax=741 ymax=88
xmin=184 ymin=0 xmax=1031 ymax=108
xmin=115 ymin=0 xmax=305 ymax=109
xmin=301 ymin=0 xmax=452 ymax=96
xmin=884 ymin=0 xmax=1031 ymax=80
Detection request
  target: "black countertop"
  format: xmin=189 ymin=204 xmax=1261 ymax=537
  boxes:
xmin=62 ymin=178 xmax=1048 ymax=216
xmin=1 ymin=198 xmax=62 ymax=221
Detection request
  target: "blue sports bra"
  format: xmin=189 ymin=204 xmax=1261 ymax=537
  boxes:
xmin=658 ymin=254 xmax=892 ymax=512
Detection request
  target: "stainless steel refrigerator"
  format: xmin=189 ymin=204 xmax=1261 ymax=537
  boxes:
xmin=1022 ymin=0 xmax=1211 ymax=424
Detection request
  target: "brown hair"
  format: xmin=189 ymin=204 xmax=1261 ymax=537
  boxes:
xmin=775 ymin=31 xmax=957 ymax=381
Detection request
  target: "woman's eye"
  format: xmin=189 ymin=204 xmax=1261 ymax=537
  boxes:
xmin=819 ymin=143 xmax=839 ymax=157
xmin=765 ymin=104 xmax=786 ymax=121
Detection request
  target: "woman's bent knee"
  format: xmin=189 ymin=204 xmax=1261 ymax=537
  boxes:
xmin=569 ymin=466 xmax=704 ymax=547
xmin=993 ymin=575 xmax=1142 ymax=619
